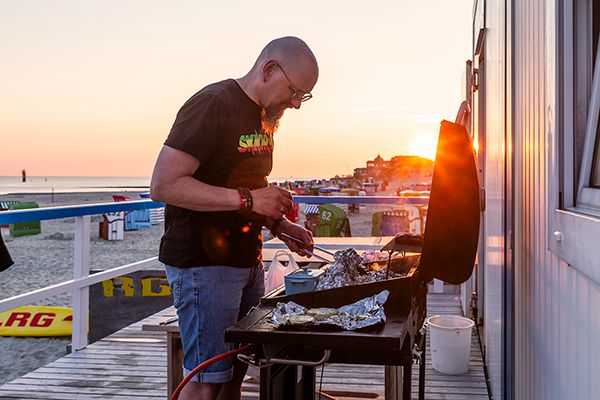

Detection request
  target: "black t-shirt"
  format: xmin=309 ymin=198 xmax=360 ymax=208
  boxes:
xmin=0 ymin=232 xmax=14 ymax=272
xmin=158 ymin=79 xmax=273 ymax=268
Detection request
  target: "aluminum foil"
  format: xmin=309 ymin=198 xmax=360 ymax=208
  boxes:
xmin=333 ymin=247 xmax=362 ymax=266
xmin=316 ymin=248 xmax=402 ymax=290
xmin=270 ymin=290 xmax=389 ymax=330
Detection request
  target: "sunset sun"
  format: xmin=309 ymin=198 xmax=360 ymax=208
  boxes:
xmin=409 ymin=133 xmax=438 ymax=160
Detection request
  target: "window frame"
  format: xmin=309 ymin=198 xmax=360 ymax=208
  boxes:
xmin=578 ymin=64 xmax=600 ymax=205
xmin=551 ymin=0 xmax=600 ymax=283
xmin=577 ymin=8 xmax=600 ymax=213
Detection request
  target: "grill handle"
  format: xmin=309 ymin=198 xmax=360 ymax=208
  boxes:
xmin=269 ymin=349 xmax=331 ymax=366
xmin=238 ymin=349 xmax=331 ymax=368
xmin=419 ymin=320 xmax=428 ymax=335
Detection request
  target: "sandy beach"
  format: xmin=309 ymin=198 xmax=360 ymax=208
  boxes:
xmin=0 ymin=188 xmax=404 ymax=385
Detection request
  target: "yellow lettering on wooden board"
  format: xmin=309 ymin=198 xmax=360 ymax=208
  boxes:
xmin=141 ymin=277 xmax=171 ymax=296
xmin=103 ymin=276 xmax=135 ymax=297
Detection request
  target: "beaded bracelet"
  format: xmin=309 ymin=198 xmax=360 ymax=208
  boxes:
xmin=237 ymin=187 xmax=253 ymax=213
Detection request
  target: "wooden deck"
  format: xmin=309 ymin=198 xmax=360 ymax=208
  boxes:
xmin=0 ymin=293 xmax=489 ymax=399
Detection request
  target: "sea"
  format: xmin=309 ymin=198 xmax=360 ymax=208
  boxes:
xmin=0 ymin=176 xmax=312 ymax=195
xmin=0 ymin=176 xmax=151 ymax=195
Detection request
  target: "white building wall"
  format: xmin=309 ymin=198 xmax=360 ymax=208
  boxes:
xmin=512 ymin=1 xmax=600 ymax=399
xmin=480 ymin=0 xmax=600 ymax=399
xmin=480 ymin=0 xmax=506 ymax=398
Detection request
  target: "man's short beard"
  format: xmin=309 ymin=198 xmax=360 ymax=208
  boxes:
xmin=261 ymin=104 xmax=287 ymax=134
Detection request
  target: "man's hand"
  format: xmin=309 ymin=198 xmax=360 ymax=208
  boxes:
xmin=277 ymin=220 xmax=314 ymax=256
xmin=251 ymin=187 xmax=295 ymax=218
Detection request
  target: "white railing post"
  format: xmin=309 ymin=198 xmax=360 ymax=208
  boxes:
xmin=72 ymin=215 xmax=91 ymax=351
xmin=433 ymin=279 xmax=444 ymax=293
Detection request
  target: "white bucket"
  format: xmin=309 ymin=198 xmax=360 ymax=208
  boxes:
xmin=426 ymin=315 xmax=474 ymax=375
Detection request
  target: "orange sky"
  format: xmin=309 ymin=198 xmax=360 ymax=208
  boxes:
xmin=0 ymin=1 xmax=473 ymax=179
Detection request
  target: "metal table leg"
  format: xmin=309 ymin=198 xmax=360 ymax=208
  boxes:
xmin=384 ymin=366 xmax=403 ymax=399
xmin=419 ymin=330 xmax=426 ymax=400
xmin=402 ymin=361 xmax=412 ymax=399
xmin=301 ymin=366 xmax=316 ymax=399
xmin=260 ymin=363 xmax=296 ymax=399
xmin=258 ymin=364 xmax=316 ymax=400
xmin=167 ymin=332 xmax=183 ymax=399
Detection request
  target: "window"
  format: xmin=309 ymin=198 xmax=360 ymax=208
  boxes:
xmin=552 ymin=0 xmax=600 ymax=282
xmin=574 ymin=1 xmax=600 ymax=214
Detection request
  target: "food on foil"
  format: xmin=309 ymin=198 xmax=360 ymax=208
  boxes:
xmin=316 ymin=248 xmax=403 ymax=291
xmin=361 ymin=250 xmax=416 ymax=271
xmin=307 ymin=307 xmax=338 ymax=320
xmin=270 ymin=290 xmax=389 ymax=330
xmin=361 ymin=250 xmax=390 ymax=264
xmin=332 ymin=247 xmax=362 ymax=266
xmin=286 ymin=315 xmax=315 ymax=325
xmin=361 ymin=250 xmax=393 ymax=271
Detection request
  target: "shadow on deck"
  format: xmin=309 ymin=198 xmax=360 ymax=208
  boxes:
xmin=0 ymin=293 xmax=489 ymax=399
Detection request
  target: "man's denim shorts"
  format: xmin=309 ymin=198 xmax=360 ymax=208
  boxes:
xmin=164 ymin=264 xmax=265 ymax=384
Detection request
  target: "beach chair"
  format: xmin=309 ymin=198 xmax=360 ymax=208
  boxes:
xmin=8 ymin=202 xmax=41 ymax=237
xmin=112 ymin=195 xmax=135 ymax=231
xmin=0 ymin=201 xmax=21 ymax=228
xmin=304 ymin=204 xmax=351 ymax=237
xmin=0 ymin=201 xmax=21 ymax=211
xmin=415 ymin=204 xmax=428 ymax=235
xmin=139 ymin=193 xmax=164 ymax=225
xmin=112 ymin=195 xmax=130 ymax=202
xmin=112 ymin=195 xmax=151 ymax=230
xmin=371 ymin=210 xmax=410 ymax=236
xmin=99 ymin=213 xmax=124 ymax=240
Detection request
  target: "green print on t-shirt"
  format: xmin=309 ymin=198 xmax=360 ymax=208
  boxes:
xmin=237 ymin=131 xmax=274 ymax=155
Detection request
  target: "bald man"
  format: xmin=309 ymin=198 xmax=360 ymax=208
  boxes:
xmin=150 ymin=36 xmax=318 ymax=400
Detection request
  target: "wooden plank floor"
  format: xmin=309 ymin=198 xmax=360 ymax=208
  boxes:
xmin=0 ymin=293 xmax=489 ymax=399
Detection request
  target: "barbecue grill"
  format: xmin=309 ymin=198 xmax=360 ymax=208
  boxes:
xmin=225 ymin=120 xmax=480 ymax=399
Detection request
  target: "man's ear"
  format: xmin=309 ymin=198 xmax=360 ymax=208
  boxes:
xmin=262 ymin=60 xmax=278 ymax=82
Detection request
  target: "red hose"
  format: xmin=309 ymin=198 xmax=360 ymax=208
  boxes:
xmin=171 ymin=345 xmax=251 ymax=400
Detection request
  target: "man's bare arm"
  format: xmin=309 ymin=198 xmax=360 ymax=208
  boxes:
xmin=150 ymin=145 xmax=294 ymax=217
xmin=150 ymin=145 xmax=239 ymax=211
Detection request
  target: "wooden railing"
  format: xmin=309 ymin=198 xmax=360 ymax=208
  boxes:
xmin=0 ymin=195 xmax=428 ymax=351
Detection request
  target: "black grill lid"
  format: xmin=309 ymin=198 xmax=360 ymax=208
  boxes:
xmin=380 ymin=234 xmax=423 ymax=254
xmin=418 ymin=120 xmax=480 ymax=284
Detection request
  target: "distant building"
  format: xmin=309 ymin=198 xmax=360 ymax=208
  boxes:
xmin=366 ymin=155 xmax=388 ymax=172
xmin=353 ymin=154 xmax=433 ymax=184
xmin=353 ymin=155 xmax=389 ymax=181
xmin=353 ymin=167 xmax=368 ymax=180
xmin=366 ymin=155 xmax=388 ymax=179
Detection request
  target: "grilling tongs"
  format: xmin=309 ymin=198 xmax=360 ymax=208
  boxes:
xmin=279 ymin=232 xmax=336 ymax=264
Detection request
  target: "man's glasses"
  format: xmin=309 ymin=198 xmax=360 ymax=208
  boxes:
xmin=276 ymin=63 xmax=313 ymax=102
